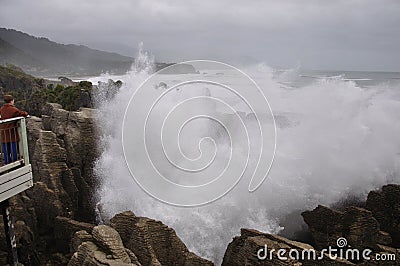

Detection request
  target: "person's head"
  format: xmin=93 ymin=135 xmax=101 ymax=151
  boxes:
xmin=3 ymin=94 xmax=14 ymax=105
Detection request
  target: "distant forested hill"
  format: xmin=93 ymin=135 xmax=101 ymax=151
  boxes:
xmin=0 ymin=28 xmax=134 ymax=76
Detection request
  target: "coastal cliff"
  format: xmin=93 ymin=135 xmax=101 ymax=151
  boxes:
xmin=0 ymin=103 xmax=98 ymax=264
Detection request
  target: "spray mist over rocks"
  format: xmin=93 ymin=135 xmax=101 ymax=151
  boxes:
xmin=122 ymin=60 xmax=276 ymax=206
xmin=93 ymin=48 xmax=400 ymax=263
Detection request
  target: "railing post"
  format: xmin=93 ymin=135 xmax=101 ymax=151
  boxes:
xmin=0 ymin=200 xmax=19 ymax=266
xmin=17 ymin=117 xmax=29 ymax=165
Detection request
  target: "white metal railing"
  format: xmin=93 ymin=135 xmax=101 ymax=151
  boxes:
xmin=0 ymin=116 xmax=33 ymax=202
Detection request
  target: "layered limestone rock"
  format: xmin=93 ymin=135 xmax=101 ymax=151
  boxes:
xmin=366 ymin=184 xmax=400 ymax=247
xmin=222 ymin=185 xmax=400 ymax=266
xmin=25 ymin=103 xmax=98 ymax=223
xmin=54 ymin=216 xmax=95 ymax=252
xmin=68 ymin=225 xmax=141 ymax=266
xmin=222 ymin=228 xmax=353 ymax=265
xmin=40 ymin=103 xmax=98 ymax=221
xmin=302 ymin=204 xmax=400 ymax=265
xmin=0 ymin=103 xmax=98 ymax=264
xmin=302 ymin=205 xmax=388 ymax=250
xmin=109 ymin=211 xmax=214 ymax=266
xmin=68 ymin=213 xmax=212 ymax=266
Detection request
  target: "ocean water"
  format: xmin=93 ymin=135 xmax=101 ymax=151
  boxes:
xmin=88 ymin=54 xmax=400 ymax=263
xmin=277 ymin=68 xmax=400 ymax=88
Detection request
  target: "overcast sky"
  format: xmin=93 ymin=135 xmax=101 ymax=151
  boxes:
xmin=1 ymin=0 xmax=399 ymax=71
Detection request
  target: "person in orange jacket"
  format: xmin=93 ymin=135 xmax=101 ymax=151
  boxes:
xmin=0 ymin=94 xmax=28 ymax=164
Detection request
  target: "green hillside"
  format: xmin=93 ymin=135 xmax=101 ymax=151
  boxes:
xmin=0 ymin=28 xmax=134 ymax=76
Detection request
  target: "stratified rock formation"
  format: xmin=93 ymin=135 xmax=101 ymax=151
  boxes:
xmin=54 ymin=216 xmax=95 ymax=252
xmin=0 ymin=103 xmax=98 ymax=264
xmin=300 ymin=185 xmax=400 ymax=265
xmin=222 ymin=185 xmax=400 ymax=265
xmin=302 ymin=205 xmax=386 ymax=250
xmin=109 ymin=211 xmax=213 ymax=266
xmin=68 ymin=225 xmax=141 ymax=266
xmin=67 ymin=212 xmax=213 ymax=266
xmin=32 ymin=103 xmax=98 ymax=222
xmin=222 ymin=228 xmax=352 ymax=265
xmin=366 ymin=184 xmax=400 ymax=247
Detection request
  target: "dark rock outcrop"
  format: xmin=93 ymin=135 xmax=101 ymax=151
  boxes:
xmin=300 ymin=196 xmax=400 ymax=265
xmin=302 ymin=205 xmax=386 ymax=250
xmin=366 ymin=184 xmax=400 ymax=247
xmin=54 ymin=216 xmax=95 ymax=252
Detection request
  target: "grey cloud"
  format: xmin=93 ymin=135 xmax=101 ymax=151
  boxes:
xmin=1 ymin=0 xmax=399 ymax=71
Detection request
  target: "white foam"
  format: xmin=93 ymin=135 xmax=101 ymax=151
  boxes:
xmin=93 ymin=52 xmax=400 ymax=263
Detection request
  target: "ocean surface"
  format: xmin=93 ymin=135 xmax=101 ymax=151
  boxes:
xmin=83 ymin=61 xmax=400 ymax=263
xmin=278 ymin=69 xmax=400 ymax=88
xmin=85 ymin=68 xmax=400 ymax=89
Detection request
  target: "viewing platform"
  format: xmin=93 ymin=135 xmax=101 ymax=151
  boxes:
xmin=0 ymin=116 xmax=33 ymax=201
xmin=0 ymin=116 xmax=33 ymax=265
